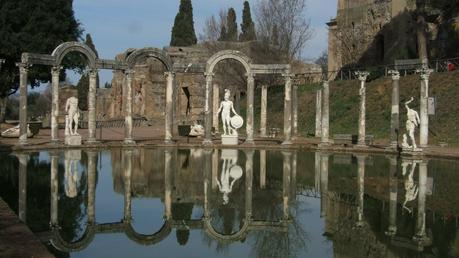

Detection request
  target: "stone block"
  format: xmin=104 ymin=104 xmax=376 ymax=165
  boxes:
xmin=65 ymin=135 xmax=82 ymax=146
xmin=221 ymin=135 xmax=238 ymax=145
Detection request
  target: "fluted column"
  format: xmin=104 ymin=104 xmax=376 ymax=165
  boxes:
xmin=355 ymin=71 xmax=369 ymax=147
xmin=87 ymin=151 xmax=97 ymax=224
xmin=245 ymin=150 xmax=254 ymax=220
xmin=356 ymin=154 xmax=366 ymax=226
xmin=87 ymin=69 xmax=98 ymax=143
xmin=320 ymin=153 xmax=329 ymax=217
xmin=164 ymin=150 xmax=173 ymax=219
xmin=245 ymin=73 xmax=255 ymax=144
xmin=213 ymin=84 xmax=220 ymax=134
xmin=320 ymin=81 xmax=330 ymax=146
xmin=414 ymin=160 xmax=428 ymax=241
xmin=292 ymin=83 xmax=299 ymax=139
xmin=124 ymin=70 xmax=135 ymax=144
xmin=18 ymin=154 xmax=28 ymax=222
xmin=203 ymin=73 xmax=214 ymax=145
xmin=51 ymin=66 xmax=61 ymax=143
xmin=123 ymin=150 xmax=133 ymax=222
xmin=315 ymin=89 xmax=322 ymax=137
xmin=386 ymin=156 xmax=398 ymax=236
xmin=50 ymin=152 xmax=59 ymax=227
xmin=260 ymin=85 xmax=268 ymax=137
xmin=282 ymin=151 xmax=292 ymax=220
xmin=260 ymin=150 xmax=267 ymax=189
xmin=165 ymin=72 xmax=175 ymax=144
xmin=17 ymin=63 xmax=29 ymax=145
xmin=282 ymin=74 xmax=294 ymax=145
xmin=417 ymin=68 xmax=433 ymax=148
xmin=388 ymin=70 xmax=400 ymax=148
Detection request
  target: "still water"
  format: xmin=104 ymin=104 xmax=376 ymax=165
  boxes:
xmin=0 ymin=148 xmax=459 ymax=258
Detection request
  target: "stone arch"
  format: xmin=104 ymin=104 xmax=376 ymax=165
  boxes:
xmin=204 ymin=217 xmax=250 ymax=242
xmin=124 ymin=220 xmax=172 ymax=245
xmin=205 ymin=50 xmax=252 ymax=75
xmin=50 ymin=225 xmax=96 ymax=252
xmin=125 ymin=47 xmax=173 ymax=71
xmin=51 ymin=42 xmax=98 ymax=69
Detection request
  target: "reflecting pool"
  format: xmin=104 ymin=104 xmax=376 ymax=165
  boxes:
xmin=1 ymin=148 xmax=459 ymax=257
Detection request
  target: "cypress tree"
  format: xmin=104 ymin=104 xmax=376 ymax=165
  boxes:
xmin=226 ymin=8 xmax=238 ymax=41
xmin=77 ymin=34 xmax=99 ymax=111
xmin=239 ymin=1 xmax=256 ymax=41
xmin=170 ymin=0 xmax=197 ymax=46
xmin=218 ymin=25 xmax=227 ymax=41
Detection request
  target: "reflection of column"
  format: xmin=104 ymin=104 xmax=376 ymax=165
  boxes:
xmin=320 ymin=153 xmax=329 ymax=217
xmin=282 ymin=151 xmax=292 ymax=220
xmin=260 ymin=150 xmax=266 ymax=189
xmin=356 ymin=155 xmax=366 ymax=226
xmin=51 ymin=66 xmax=61 ymax=143
xmin=124 ymin=70 xmax=135 ymax=144
xmin=291 ymin=152 xmax=297 ymax=198
xmin=18 ymin=63 xmax=29 ymax=145
xmin=245 ymin=73 xmax=255 ymax=144
xmin=386 ymin=156 xmax=398 ymax=236
xmin=203 ymin=73 xmax=213 ymax=145
xmin=87 ymin=69 xmax=98 ymax=143
xmin=50 ymin=152 xmax=59 ymax=227
xmin=388 ymin=70 xmax=400 ymax=148
xmin=212 ymin=149 xmax=218 ymax=190
xmin=123 ymin=150 xmax=132 ymax=222
xmin=260 ymin=85 xmax=268 ymax=137
xmin=203 ymin=150 xmax=212 ymax=219
xmin=165 ymin=72 xmax=176 ymax=144
xmin=418 ymin=68 xmax=433 ymax=147
xmin=87 ymin=151 xmax=97 ymax=224
xmin=314 ymin=152 xmax=321 ymax=192
xmin=355 ymin=71 xmax=369 ymax=147
xmin=282 ymin=74 xmax=293 ymax=145
xmin=164 ymin=150 xmax=172 ymax=220
xmin=414 ymin=160 xmax=428 ymax=241
xmin=315 ymin=89 xmax=322 ymax=137
xmin=213 ymin=84 xmax=219 ymax=134
xmin=245 ymin=150 xmax=254 ymax=220
xmin=320 ymin=81 xmax=330 ymax=145
xmin=18 ymin=154 xmax=28 ymax=222
xmin=292 ymin=83 xmax=298 ymax=139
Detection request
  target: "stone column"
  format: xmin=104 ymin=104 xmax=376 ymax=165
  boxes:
xmin=315 ymin=89 xmax=322 ymax=137
xmin=245 ymin=73 xmax=255 ymax=144
xmin=164 ymin=150 xmax=173 ymax=219
xmin=212 ymin=84 xmax=219 ymax=134
xmin=203 ymin=73 xmax=214 ymax=145
xmin=18 ymin=154 xmax=28 ymax=222
xmin=245 ymin=150 xmax=254 ymax=220
xmin=18 ymin=63 xmax=29 ymax=145
xmin=260 ymin=150 xmax=266 ymax=189
xmin=388 ymin=70 xmax=400 ymax=148
xmin=320 ymin=152 xmax=329 ymax=217
xmin=165 ymin=72 xmax=175 ymax=144
xmin=51 ymin=66 xmax=61 ymax=143
xmin=414 ymin=160 xmax=428 ymax=241
xmin=320 ymin=81 xmax=330 ymax=146
xmin=355 ymin=71 xmax=369 ymax=147
xmin=292 ymin=83 xmax=299 ymax=139
xmin=87 ymin=69 xmax=98 ymax=143
xmin=417 ymin=68 xmax=433 ymax=148
xmin=260 ymin=85 xmax=268 ymax=137
xmin=50 ymin=152 xmax=59 ymax=227
xmin=123 ymin=150 xmax=132 ymax=222
xmin=282 ymin=151 xmax=292 ymax=220
xmin=124 ymin=70 xmax=135 ymax=144
xmin=282 ymin=74 xmax=293 ymax=145
xmin=87 ymin=151 xmax=97 ymax=224
xmin=356 ymin=154 xmax=366 ymax=226
xmin=386 ymin=156 xmax=398 ymax=236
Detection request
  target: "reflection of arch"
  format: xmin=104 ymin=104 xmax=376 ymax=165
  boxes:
xmin=204 ymin=217 xmax=250 ymax=242
xmin=205 ymin=50 xmax=252 ymax=75
xmin=125 ymin=47 xmax=173 ymax=71
xmin=51 ymin=42 xmax=98 ymax=69
xmin=50 ymin=225 xmax=96 ymax=252
xmin=124 ymin=220 xmax=172 ymax=246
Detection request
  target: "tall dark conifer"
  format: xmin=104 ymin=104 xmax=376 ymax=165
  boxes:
xmin=226 ymin=8 xmax=238 ymax=41
xmin=77 ymin=34 xmax=99 ymax=111
xmin=239 ymin=1 xmax=256 ymax=41
xmin=170 ymin=0 xmax=197 ymax=46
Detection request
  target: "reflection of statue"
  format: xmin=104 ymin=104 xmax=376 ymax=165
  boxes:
xmin=64 ymin=150 xmax=81 ymax=198
xmin=216 ymin=150 xmax=243 ymax=205
xmin=402 ymin=160 xmax=418 ymax=213
xmin=402 ymin=97 xmax=421 ymax=150
xmin=217 ymin=89 xmax=241 ymax=136
xmin=65 ymin=97 xmax=80 ymax=136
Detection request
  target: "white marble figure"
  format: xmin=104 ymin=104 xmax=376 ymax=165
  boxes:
xmin=65 ymin=97 xmax=80 ymax=136
xmin=217 ymin=89 xmax=240 ymax=136
xmin=189 ymin=121 xmax=205 ymax=137
xmin=402 ymin=160 xmax=418 ymax=214
xmin=1 ymin=124 xmax=32 ymax=138
xmin=216 ymin=151 xmax=243 ymax=205
xmin=403 ymin=97 xmax=421 ymax=150
xmin=64 ymin=155 xmax=81 ymax=198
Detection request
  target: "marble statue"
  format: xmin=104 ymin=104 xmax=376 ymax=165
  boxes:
xmin=1 ymin=124 xmax=32 ymax=138
xmin=189 ymin=121 xmax=205 ymax=137
xmin=402 ymin=97 xmax=421 ymax=151
xmin=217 ymin=89 xmax=243 ymax=145
xmin=402 ymin=160 xmax=418 ymax=214
xmin=65 ymin=96 xmax=80 ymax=136
xmin=216 ymin=150 xmax=243 ymax=205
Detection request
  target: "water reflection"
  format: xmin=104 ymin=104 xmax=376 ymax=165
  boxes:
xmin=216 ymin=150 xmax=243 ymax=205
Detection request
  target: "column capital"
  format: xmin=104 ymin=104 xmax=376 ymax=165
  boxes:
xmin=204 ymin=72 xmax=214 ymax=77
xmin=164 ymin=71 xmax=176 ymax=78
xmin=51 ymin=66 xmax=62 ymax=74
xmin=416 ymin=68 xmax=433 ymax=80
xmin=355 ymin=71 xmax=369 ymax=81
xmin=16 ymin=62 xmax=31 ymax=73
xmin=124 ymin=69 xmax=135 ymax=76
xmin=388 ymin=70 xmax=400 ymax=80
xmin=282 ymin=73 xmax=295 ymax=79
xmin=244 ymin=150 xmax=255 ymax=158
xmin=322 ymin=80 xmax=329 ymax=87
xmin=89 ymin=69 xmax=98 ymax=77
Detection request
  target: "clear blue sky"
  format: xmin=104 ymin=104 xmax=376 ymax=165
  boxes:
xmin=68 ymin=0 xmax=337 ymax=85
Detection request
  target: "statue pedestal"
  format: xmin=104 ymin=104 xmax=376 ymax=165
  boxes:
xmin=65 ymin=135 xmax=82 ymax=146
xmin=221 ymin=135 xmax=238 ymax=145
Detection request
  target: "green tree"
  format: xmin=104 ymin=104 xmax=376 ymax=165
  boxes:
xmin=218 ymin=25 xmax=227 ymax=41
xmin=170 ymin=0 xmax=197 ymax=46
xmin=76 ymin=34 xmax=99 ymax=111
xmin=0 ymin=0 xmax=82 ymax=121
xmin=239 ymin=1 xmax=256 ymax=41
xmin=226 ymin=8 xmax=238 ymax=41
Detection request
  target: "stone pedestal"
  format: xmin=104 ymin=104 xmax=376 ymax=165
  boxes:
xmin=65 ymin=135 xmax=82 ymax=146
xmin=221 ymin=135 xmax=238 ymax=145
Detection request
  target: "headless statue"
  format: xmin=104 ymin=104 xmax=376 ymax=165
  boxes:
xmin=65 ymin=97 xmax=80 ymax=136
xmin=402 ymin=97 xmax=421 ymax=150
